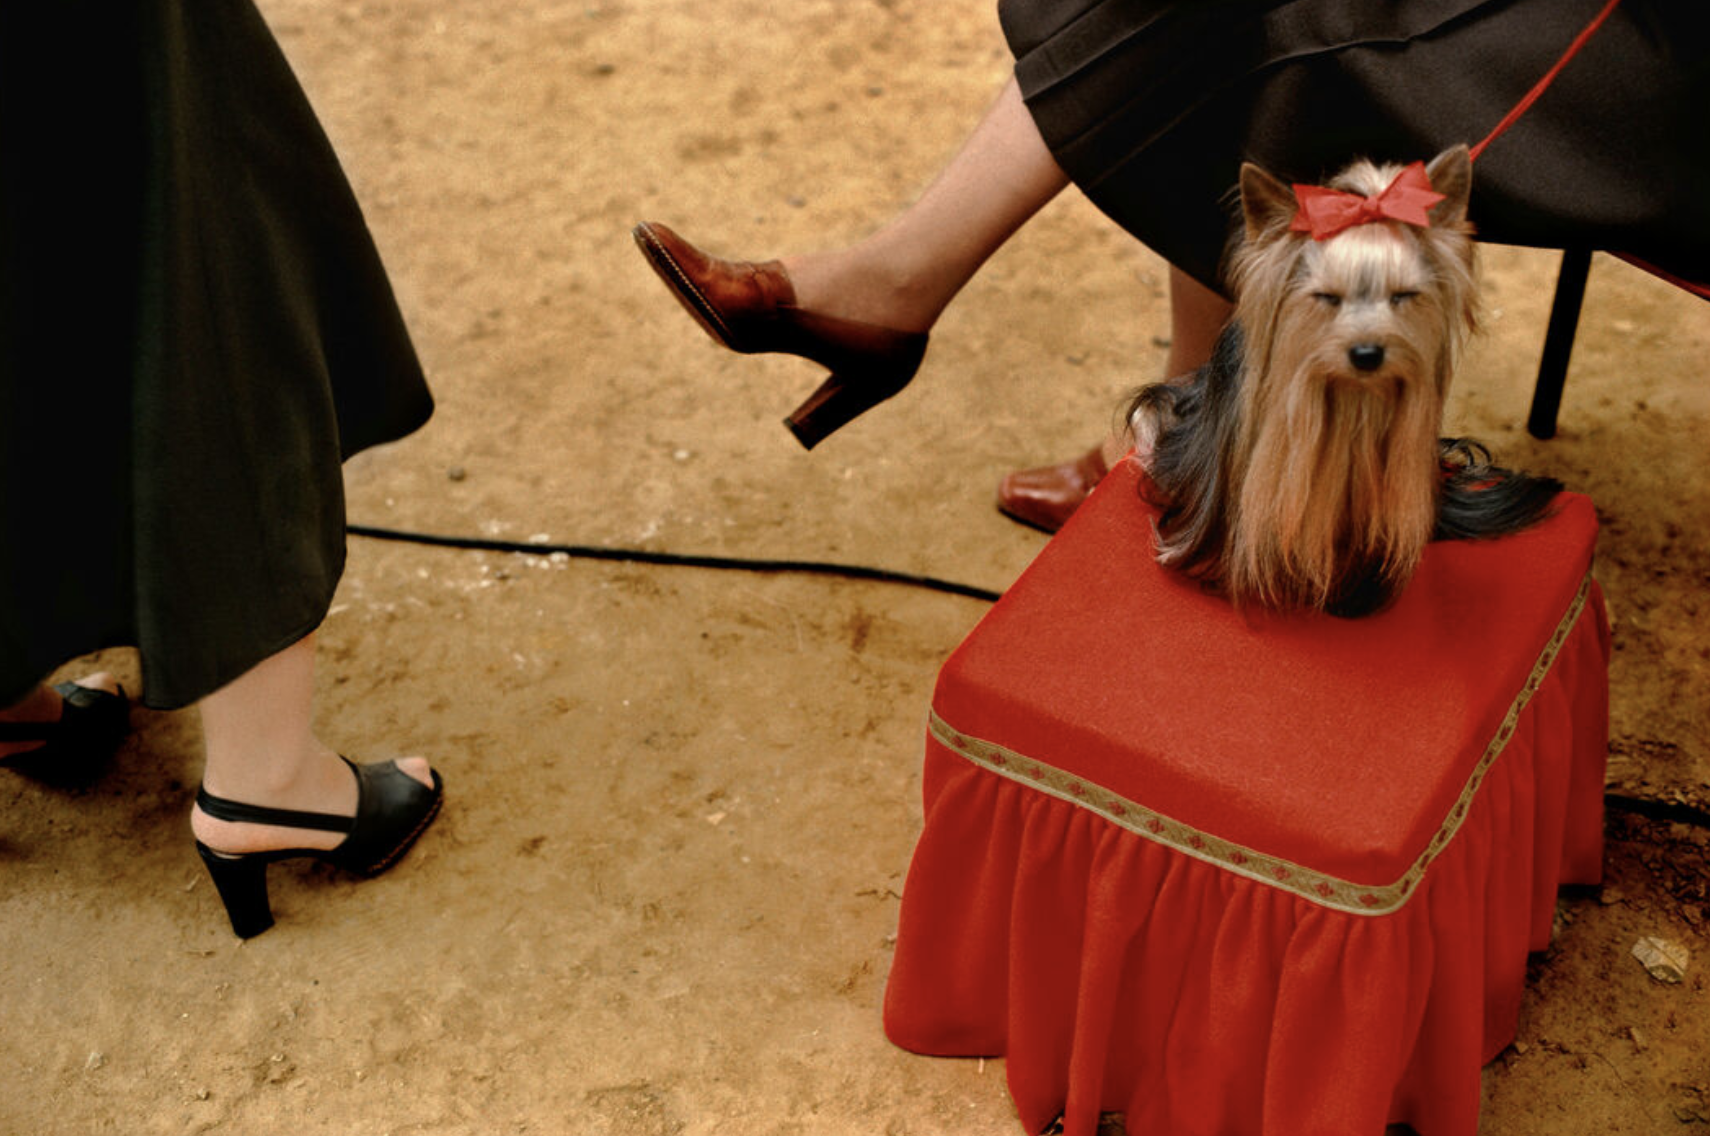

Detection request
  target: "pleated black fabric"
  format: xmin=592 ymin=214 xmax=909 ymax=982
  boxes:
xmin=1 ymin=0 xmax=432 ymax=709
xmin=1000 ymin=0 xmax=1710 ymax=291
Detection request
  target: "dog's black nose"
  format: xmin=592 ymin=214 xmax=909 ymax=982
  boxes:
xmin=1349 ymin=344 xmax=1385 ymax=372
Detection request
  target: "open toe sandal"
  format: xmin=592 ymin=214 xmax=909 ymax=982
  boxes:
xmin=195 ymin=756 xmax=444 ymax=939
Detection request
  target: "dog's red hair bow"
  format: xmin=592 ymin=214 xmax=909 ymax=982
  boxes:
xmin=1290 ymin=161 xmax=1445 ymax=240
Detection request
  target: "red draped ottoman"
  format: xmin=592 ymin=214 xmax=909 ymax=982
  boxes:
xmin=883 ymin=457 xmax=1609 ymax=1136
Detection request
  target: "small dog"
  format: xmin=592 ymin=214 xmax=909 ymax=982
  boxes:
xmin=1130 ymin=145 xmax=1560 ymax=617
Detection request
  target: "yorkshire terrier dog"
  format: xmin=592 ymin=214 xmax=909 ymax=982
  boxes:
xmin=1130 ymin=145 xmax=1560 ymax=617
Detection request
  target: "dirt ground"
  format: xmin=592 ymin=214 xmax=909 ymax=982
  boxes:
xmin=3 ymin=1 xmax=1708 ymax=1133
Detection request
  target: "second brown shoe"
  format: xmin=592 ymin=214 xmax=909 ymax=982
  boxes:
xmin=996 ymin=445 xmax=1111 ymax=533
xmin=632 ymin=221 xmax=929 ymax=450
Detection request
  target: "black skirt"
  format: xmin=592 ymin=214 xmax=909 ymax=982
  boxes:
xmin=1000 ymin=0 xmax=1710 ymax=292
xmin=0 ymin=1 xmax=433 ymax=709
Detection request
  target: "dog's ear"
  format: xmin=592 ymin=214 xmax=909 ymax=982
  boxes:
xmin=1425 ymin=145 xmax=1472 ymax=228
xmin=1240 ymin=162 xmax=1297 ymax=240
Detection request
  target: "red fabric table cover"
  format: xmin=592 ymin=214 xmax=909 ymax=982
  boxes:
xmin=883 ymin=458 xmax=1609 ymax=1136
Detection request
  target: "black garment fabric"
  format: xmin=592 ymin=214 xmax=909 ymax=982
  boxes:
xmin=0 ymin=0 xmax=432 ymax=709
xmin=1000 ymin=0 xmax=1710 ymax=292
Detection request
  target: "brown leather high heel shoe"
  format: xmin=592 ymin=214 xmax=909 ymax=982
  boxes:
xmin=996 ymin=445 xmax=1110 ymax=534
xmin=632 ymin=221 xmax=929 ymax=449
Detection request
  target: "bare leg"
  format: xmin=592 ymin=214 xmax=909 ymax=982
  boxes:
xmin=1162 ymin=266 xmax=1233 ymax=381
xmin=0 ymin=673 xmax=121 ymax=761
xmin=999 ymin=267 xmax=1235 ymax=532
xmin=1099 ymin=266 xmax=1233 ymax=463
xmin=782 ymin=76 xmax=1069 ymax=333
xmin=191 ymin=633 xmax=432 ymax=854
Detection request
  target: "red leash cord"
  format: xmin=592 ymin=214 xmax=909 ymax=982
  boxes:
xmin=1468 ymin=0 xmax=1625 ymax=164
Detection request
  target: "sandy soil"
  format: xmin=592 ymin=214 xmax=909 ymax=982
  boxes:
xmin=3 ymin=1 xmax=1707 ymax=1133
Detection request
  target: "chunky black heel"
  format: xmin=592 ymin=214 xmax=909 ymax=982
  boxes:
xmin=0 ymin=681 xmax=129 ymax=784
xmin=773 ymin=309 xmax=929 ymax=449
xmin=194 ymin=756 xmax=444 ymax=939
xmin=197 ymin=844 xmax=277 ymax=939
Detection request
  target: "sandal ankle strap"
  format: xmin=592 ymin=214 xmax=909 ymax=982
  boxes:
xmin=195 ymin=784 xmax=351 ymax=834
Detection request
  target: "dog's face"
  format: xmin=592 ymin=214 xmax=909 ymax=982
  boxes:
xmin=1282 ymin=224 xmax=1452 ymax=393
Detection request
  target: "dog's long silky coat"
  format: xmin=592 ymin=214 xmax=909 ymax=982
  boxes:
xmin=1130 ymin=147 xmax=1560 ymax=616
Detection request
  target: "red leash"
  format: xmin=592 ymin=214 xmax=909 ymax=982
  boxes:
xmin=1468 ymin=0 xmax=1625 ymax=164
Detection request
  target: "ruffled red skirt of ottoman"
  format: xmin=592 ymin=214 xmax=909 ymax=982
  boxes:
xmin=883 ymin=458 xmax=1608 ymax=1136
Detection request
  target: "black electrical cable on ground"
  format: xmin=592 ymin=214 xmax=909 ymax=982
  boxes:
xmin=346 ymin=523 xmax=1005 ymax=603
xmin=1603 ymin=793 xmax=1710 ymax=829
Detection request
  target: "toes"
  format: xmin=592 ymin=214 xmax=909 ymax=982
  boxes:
xmin=394 ymin=755 xmax=435 ymax=790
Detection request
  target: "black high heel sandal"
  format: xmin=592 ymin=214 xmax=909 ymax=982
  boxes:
xmin=195 ymin=756 xmax=444 ymax=939
xmin=0 ymin=681 xmax=129 ymax=784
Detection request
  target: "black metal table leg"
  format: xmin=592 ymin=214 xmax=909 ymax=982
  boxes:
xmin=1528 ymin=247 xmax=1592 ymax=439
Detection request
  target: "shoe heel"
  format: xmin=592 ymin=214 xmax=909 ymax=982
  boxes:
xmin=784 ymin=372 xmax=874 ymax=450
xmin=778 ymin=317 xmax=928 ymax=449
xmin=197 ymin=843 xmax=276 ymax=939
